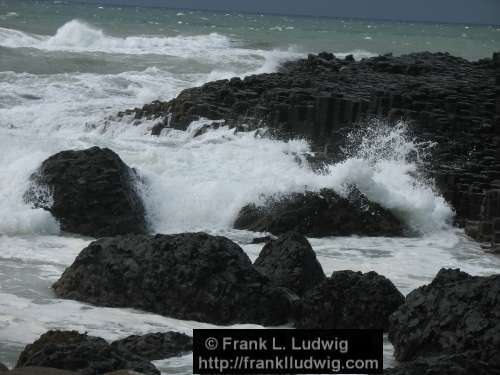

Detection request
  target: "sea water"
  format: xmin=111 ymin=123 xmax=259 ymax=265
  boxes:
xmin=1 ymin=1 xmax=500 ymax=372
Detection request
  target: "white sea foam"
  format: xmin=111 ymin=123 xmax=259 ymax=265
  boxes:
xmin=0 ymin=26 xmax=43 ymax=47
xmin=0 ymin=136 xmax=59 ymax=235
xmin=0 ymin=19 xmax=300 ymax=66
xmin=0 ymin=20 xmax=232 ymax=56
xmin=0 ymin=68 xmax=452 ymax=237
xmin=79 ymin=118 xmax=452 ymax=236
xmin=322 ymin=122 xmax=454 ymax=233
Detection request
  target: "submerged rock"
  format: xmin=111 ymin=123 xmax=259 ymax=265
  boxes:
xmin=389 ymin=268 xmax=500 ymax=365
xmin=15 ymin=331 xmax=159 ymax=375
xmin=24 ymin=147 xmax=147 ymax=237
xmin=111 ymin=332 xmax=192 ymax=361
xmin=294 ymin=270 xmax=404 ymax=330
xmin=254 ymin=232 xmax=325 ymax=295
xmin=53 ymin=233 xmax=293 ymax=325
xmin=234 ymin=188 xmax=405 ymax=237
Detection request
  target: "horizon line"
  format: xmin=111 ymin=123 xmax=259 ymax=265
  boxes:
xmin=24 ymin=0 xmax=500 ymax=27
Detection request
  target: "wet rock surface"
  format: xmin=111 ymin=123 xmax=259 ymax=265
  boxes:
xmin=6 ymin=368 xmax=78 ymax=375
xmin=0 ymin=364 xmax=8 ymax=373
xmin=389 ymin=268 xmax=500 ymax=367
xmin=110 ymin=332 xmax=192 ymax=361
xmin=53 ymin=233 xmax=293 ymax=326
xmin=15 ymin=331 xmax=159 ymax=375
xmin=24 ymin=147 xmax=147 ymax=238
xmin=253 ymin=232 xmax=326 ymax=295
xmin=123 ymin=51 xmax=500 ymax=241
xmin=294 ymin=270 xmax=405 ymax=330
xmin=234 ymin=188 xmax=406 ymax=237
xmin=385 ymin=351 xmax=499 ymax=375
xmin=124 ymin=52 xmax=499 ymax=151
xmin=464 ymin=189 xmax=500 ymax=252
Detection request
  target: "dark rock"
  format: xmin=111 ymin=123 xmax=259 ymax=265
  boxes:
xmin=250 ymin=236 xmax=275 ymax=244
xmin=0 ymin=363 xmax=8 ymax=373
xmin=234 ymin=188 xmax=405 ymax=237
xmin=111 ymin=332 xmax=192 ymax=361
xmin=389 ymin=268 xmax=500 ymax=364
xmin=384 ymin=351 xmax=499 ymax=375
xmin=53 ymin=233 xmax=293 ymax=325
xmin=24 ymin=147 xmax=147 ymax=237
xmin=15 ymin=331 xmax=159 ymax=375
xmin=493 ymin=52 xmax=500 ymax=64
xmin=318 ymin=52 xmax=335 ymax=61
xmin=254 ymin=232 xmax=325 ymax=295
xmin=294 ymin=270 xmax=404 ymax=330
xmin=192 ymin=122 xmax=222 ymax=137
xmin=429 ymin=267 xmax=472 ymax=285
xmin=7 ymin=368 xmax=78 ymax=375
xmin=150 ymin=122 xmax=165 ymax=136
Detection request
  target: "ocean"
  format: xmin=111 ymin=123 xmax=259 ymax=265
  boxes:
xmin=1 ymin=0 xmax=500 ymax=373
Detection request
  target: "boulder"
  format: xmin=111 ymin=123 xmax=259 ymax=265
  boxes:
xmin=111 ymin=332 xmax=192 ymax=361
xmin=0 ymin=363 xmax=8 ymax=373
xmin=53 ymin=233 xmax=293 ymax=325
xmin=234 ymin=189 xmax=405 ymax=237
xmin=24 ymin=147 xmax=147 ymax=237
xmin=15 ymin=331 xmax=159 ymax=375
xmin=294 ymin=270 xmax=404 ymax=330
xmin=384 ymin=351 xmax=499 ymax=375
xmin=253 ymin=232 xmax=325 ymax=295
xmin=389 ymin=268 xmax=500 ymax=365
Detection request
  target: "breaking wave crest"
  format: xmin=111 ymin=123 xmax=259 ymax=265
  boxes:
xmin=109 ymin=119 xmax=454 ymax=236
xmin=0 ymin=20 xmax=232 ymax=56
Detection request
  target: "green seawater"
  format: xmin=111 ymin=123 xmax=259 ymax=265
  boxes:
xmin=1 ymin=0 xmax=499 ymax=76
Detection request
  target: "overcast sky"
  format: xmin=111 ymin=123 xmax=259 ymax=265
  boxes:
xmin=71 ymin=0 xmax=500 ymax=25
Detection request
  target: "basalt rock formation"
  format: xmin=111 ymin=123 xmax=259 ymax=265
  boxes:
xmin=384 ymin=351 xmax=498 ymax=375
xmin=5 ymin=368 xmax=79 ymax=375
xmin=110 ymin=332 xmax=192 ymax=361
xmin=293 ymin=270 xmax=405 ymax=330
xmin=234 ymin=188 xmax=406 ymax=237
xmin=15 ymin=331 xmax=159 ymax=375
xmin=253 ymin=232 xmax=326 ymax=295
xmin=24 ymin=147 xmax=147 ymax=238
xmin=53 ymin=233 xmax=293 ymax=326
xmin=122 ymin=51 xmax=500 ymax=246
xmin=388 ymin=268 xmax=500 ymax=370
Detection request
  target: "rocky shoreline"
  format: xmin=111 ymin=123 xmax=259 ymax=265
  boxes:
xmin=2 ymin=266 xmax=499 ymax=374
xmin=7 ymin=51 xmax=500 ymax=375
xmin=121 ymin=51 xmax=500 ymax=251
